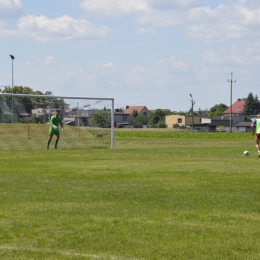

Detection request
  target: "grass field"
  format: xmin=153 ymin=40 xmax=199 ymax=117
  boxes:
xmin=0 ymin=124 xmax=111 ymax=150
xmin=0 ymin=126 xmax=260 ymax=259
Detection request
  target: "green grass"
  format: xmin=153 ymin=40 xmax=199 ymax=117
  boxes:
xmin=0 ymin=123 xmax=111 ymax=150
xmin=0 ymin=126 xmax=260 ymax=259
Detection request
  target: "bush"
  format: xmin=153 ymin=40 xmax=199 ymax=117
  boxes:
xmin=158 ymin=122 xmax=167 ymax=128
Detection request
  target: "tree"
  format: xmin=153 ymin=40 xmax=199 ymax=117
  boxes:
xmin=243 ymin=92 xmax=260 ymax=115
xmin=131 ymin=115 xmax=149 ymax=126
xmin=150 ymin=109 xmax=170 ymax=125
xmin=0 ymin=86 xmax=66 ymax=113
xmin=132 ymin=110 xmax=138 ymax=117
xmin=208 ymin=103 xmax=228 ymax=118
xmin=90 ymin=110 xmax=111 ymax=128
xmin=171 ymin=111 xmax=189 ymax=115
xmin=208 ymin=110 xmax=225 ymax=118
xmin=1 ymin=86 xmax=35 ymax=113
xmin=209 ymin=103 xmax=228 ymax=113
xmin=158 ymin=121 xmax=167 ymax=128
xmin=130 ymin=109 xmax=150 ymax=126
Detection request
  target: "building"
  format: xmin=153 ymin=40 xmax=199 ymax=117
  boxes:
xmin=63 ymin=115 xmax=90 ymax=126
xmin=223 ymin=98 xmax=245 ymax=116
xmin=210 ymin=116 xmax=233 ymax=131
xmin=235 ymin=122 xmax=252 ymax=132
xmin=114 ymin=111 xmax=130 ymax=127
xmin=190 ymin=123 xmax=218 ymax=132
xmin=223 ymin=98 xmax=245 ymax=126
xmin=165 ymin=114 xmax=208 ymax=128
xmin=124 ymin=106 xmax=150 ymax=116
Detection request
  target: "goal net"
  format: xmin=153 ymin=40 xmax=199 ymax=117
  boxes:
xmin=0 ymin=93 xmax=114 ymax=150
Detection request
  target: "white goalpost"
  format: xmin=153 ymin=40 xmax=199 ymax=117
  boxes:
xmin=0 ymin=93 xmax=114 ymax=150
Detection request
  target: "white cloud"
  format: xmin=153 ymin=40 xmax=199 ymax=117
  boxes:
xmin=80 ymin=0 xmax=198 ymax=28
xmin=203 ymin=50 xmax=244 ymax=66
xmin=24 ymin=61 xmax=31 ymax=67
xmin=187 ymin=3 xmax=260 ymax=42
xmin=0 ymin=20 xmax=6 ymax=27
xmin=101 ymin=62 xmax=115 ymax=69
xmin=24 ymin=56 xmax=58 ymax=68
xmin=81 ymin=0 xmax=202 ymax=15
xmin=0 ymin=0 xmax=22 ymax=17
xmin=158 ymin=56 xmax=190 ymax=72
xmin=18 ymin=60 xmax=119 ymax=95
xmin=80 ymin=0 xmax=260 ymax=39
xmin=0 ymin=15 xmax=111 ymax=42
xmin=149 ymin=0 xmax=202 ymax=10
xmin=132 ymin=66 xmax=146 ymax=73
xmin=45 ymin=56 xmax=57 ymax=65
xmin=246 ymin=40 xmax=260 ymax=58
xmin=81 ymin=0 xmax=149 ymax=16
xmin=203 ymin=43 xmax=260 ymax=67
xmin=123 ymin=66 xmax=148 ymax=85
xmin=135 ymin=27 xmax=156 ymax=34
xmin=135 ymin=11 xmax=182 ymax=27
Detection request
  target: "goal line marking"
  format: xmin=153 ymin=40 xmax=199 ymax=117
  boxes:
xmin=0 ymin=246 xmax=138 ymax=260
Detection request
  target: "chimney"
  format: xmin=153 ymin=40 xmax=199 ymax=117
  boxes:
xmin=126 ymin=106 xmax=129 ymax=109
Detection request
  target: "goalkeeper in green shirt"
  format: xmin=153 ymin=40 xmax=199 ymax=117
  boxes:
xmin=47 ymin=110 xmax=64 ymax=149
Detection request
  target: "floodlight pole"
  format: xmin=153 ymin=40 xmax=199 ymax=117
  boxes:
xmin=227 ymin=73 xmax=236 ymax=133
xmin=111 ymin=99 xmax=114 ymax=149
xmin=190 ymin=93 xmax=195 ymax=132
xmin=10 ymin=55 xmax=15 ymax=123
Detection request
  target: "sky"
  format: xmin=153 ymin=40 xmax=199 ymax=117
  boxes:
xmin=1 ymin=0 xmax=260 ymax=112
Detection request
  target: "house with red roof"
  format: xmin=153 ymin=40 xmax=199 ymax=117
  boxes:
xmin=124 ymin=105 xmax=150 ymax=116
xmin=223 ymin=98 xmax=246 ymax=128
xmin=223 ymin=99 xmax=245 ymax=116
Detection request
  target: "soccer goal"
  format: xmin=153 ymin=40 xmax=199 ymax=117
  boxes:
xmin=0 ymin=93 xmax=114 ymax=150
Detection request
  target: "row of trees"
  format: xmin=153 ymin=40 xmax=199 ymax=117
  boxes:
xmin=90 ymin=109 xmax=171 ymax=128
xmin=48 ymin=90 xmax=260 ymax=128
xmin=130 ymin=109 xmax=171 ymax=128
xmin=124 ymin=91 xmax=260 ymax=128
xmin=207 ymin=92 xmax=260 ymax=118
xmin=1 ymin=86 xmax=260 ymax=127
xmin=0 ymin=86 xmax=65 ymax=113
xmin=243 ymin=92 xmax=260 ymax=116
xmin=0 ymin=86 xmax=171 ymax=128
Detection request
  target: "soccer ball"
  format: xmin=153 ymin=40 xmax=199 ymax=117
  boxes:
xmin=244 ymin=150 xmax=249 ymax=156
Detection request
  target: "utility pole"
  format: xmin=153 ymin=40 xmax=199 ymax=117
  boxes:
xmin=10 ymin=55 xmax=15 ymax=123
xmin=190 ymin=93 xmax=195 ymax=132
xmin=227 ymin=73 xmax=236 ymax=133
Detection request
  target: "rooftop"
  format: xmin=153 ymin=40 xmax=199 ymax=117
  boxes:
xmin=124 ymin=106 xmax=148 ymax=115
xmin=223 ymin=99 xmax=245 ymax=114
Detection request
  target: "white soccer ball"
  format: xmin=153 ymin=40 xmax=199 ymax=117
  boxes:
xmin=244 ymin=150 xmax=249 ymax=156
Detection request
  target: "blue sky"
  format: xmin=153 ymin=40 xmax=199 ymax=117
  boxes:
xmin=1 ymin=0 xmax=260 ymax=111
